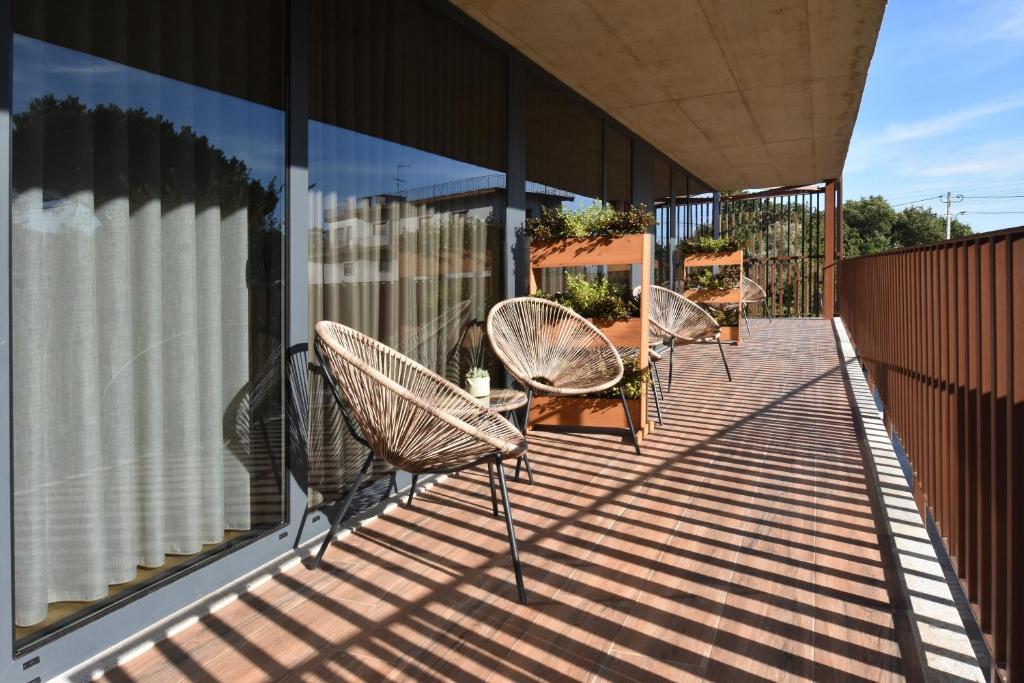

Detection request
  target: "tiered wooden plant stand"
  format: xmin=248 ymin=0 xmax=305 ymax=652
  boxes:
xmin=527 ymin=233 xmax=655 ymax=439
xmin=682 ymin=249 xmax=743 ymax=344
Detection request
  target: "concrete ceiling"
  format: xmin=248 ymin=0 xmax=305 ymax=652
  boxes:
xmin=451 ymin=0 xmax=886 ymax=191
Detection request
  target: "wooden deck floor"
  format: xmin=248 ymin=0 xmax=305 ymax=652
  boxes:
xmin=105 ymin=319 xmax=906 ymax=682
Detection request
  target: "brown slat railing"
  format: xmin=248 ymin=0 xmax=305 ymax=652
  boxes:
xmin=838 ymin=226 xmax=1024 ymax=681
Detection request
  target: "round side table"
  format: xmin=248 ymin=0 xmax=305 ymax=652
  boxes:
xmin=477 ymin=388 xmax=533 ymax=484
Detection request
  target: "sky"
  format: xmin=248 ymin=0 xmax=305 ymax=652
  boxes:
xmin=843 ymin=0 xmax=1024 ymax=233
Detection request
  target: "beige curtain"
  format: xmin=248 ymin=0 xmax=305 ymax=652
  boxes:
xmin=11 ymin=97 xmax=271 ymax=628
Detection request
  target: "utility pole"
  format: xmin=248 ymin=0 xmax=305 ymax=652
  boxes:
xmin=943 ymin=191 xmax=964 ymax=240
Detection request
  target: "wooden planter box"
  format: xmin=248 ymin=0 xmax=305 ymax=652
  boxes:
xmin=681 ymin=249 xmax=743 ymax=268
xmin=527 ymin=233 xmax=653 ymax=436
xmin=528 ymin=233 xmax=649 ymax=271
xmin=527 ymin=395 xmax=653 ymax=437
xmin=681 ymin=249 xmax=743 ymax=345
xmin=720 ymin=326 xmax=740 ymax=342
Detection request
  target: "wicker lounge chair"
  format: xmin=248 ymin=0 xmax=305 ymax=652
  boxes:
xmin=310 ymin=321 xmax=528 ymax=603
xmin=649 ymin=285 xmax=732 ymax=385
xmin=486 ymin=297 xmax=640 ymax=455
xmin=740 ymin=276 xmax=771 ymax=335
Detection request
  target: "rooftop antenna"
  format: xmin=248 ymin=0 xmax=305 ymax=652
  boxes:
xmin=394 ymin=164 xmax=410 ymax=195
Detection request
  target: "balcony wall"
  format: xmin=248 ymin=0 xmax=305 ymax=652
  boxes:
xmin=839 ymin=226 xmax=1024 ymax=681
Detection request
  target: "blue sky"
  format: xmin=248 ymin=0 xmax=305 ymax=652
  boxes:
xmin=844 ymin=0 xmax=1024 ymax=232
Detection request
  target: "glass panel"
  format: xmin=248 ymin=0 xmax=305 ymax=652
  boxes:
xmin=11 ymin=0 xmax=287 ymax=645
xmin=654 ymin=157 xmax=672 ymax=286
xmin=308 ymin=0 xmax=507 ymax=507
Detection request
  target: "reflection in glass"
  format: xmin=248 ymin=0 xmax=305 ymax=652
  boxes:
xmin=307 ymin=0 xmax=507 ymax=507
xmin=654 ymin=158 xmax=672 ymax=285
xmin=11 ymin=0 xmax=286 ymax=643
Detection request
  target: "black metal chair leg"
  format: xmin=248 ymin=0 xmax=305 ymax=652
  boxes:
xmin=668 ymin=339 xmax=675 ymax=391
xmin=651 ymin=356 xmax=665 ymax=402
xmin=619 ymin=385 xmax=642 ymax=455
xmin=743 ymin=303 xmax=751 ymax=336
xmin=521 ymin=389 xmax=533 ymax=436
xmin=650 ymin=368 xmax=663 ymax=425
xmin=494 ymin=455 xmax=527 ymax=603
xmin=765 ymin=301 xmax=773 ymax=322
xmin=407 ymin=473 xmax=419 ymax=507
xmin=513 ymin=388 xmax=535 ymax=484
xmin=487 ymin=463 xmax=499 ymax=516
xmin=381 ymin=471 xmax=397 ymax=502
xmin=519 ymin=452 xmax=534 ymax=485
xmin=716 ymin=337 xmax=733 ymax=382
xmin=310 ymin=452 xmax=374 ymax=570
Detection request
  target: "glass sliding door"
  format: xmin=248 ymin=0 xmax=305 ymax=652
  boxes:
xmin=654 ymin=157 xmax=672 ymax=286
xmin=307 ymin=0 xmax=507 ymax=508
xmin=10 ymin=0 xmax=287 ymax=646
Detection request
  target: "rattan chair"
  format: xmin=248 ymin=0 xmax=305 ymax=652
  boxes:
xmin=632 ymin=285 xmax=670 ymax=414
xmin=649 ymin=285 xmax=732 ymax=385
xmin=487 ymin=297 xmax=640 ymax=455
xmin=740 ymin=276 xmax=771 ymax=335
xmin=311 ymin=321 xmax=528 ymax=603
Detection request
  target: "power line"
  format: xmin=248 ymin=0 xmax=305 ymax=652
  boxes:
xmin=890 ymin=195 xmax=943 ymax=207
xmin=961 ymin=194 xmax=1024 ymax=199
xmin=962 ymin=210 xmax=1024 ymax=215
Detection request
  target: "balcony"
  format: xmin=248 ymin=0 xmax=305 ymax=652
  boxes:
xmin=99 ymin=318 xmax=982 ymax=682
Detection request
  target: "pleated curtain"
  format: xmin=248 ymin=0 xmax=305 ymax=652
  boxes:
xmin=11 ymin=98 xmax=256 ymax=628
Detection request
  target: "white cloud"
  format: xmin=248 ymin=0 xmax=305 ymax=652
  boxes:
xmin=920 ymin=143 xmax=1024 ymax=177
xmin=878 ymin=97 xmax=1024 ymax=144
xmin=987 ymin=1 xmax=1024 ymax=40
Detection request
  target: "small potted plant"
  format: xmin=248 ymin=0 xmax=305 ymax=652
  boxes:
xmin=465 ymin=366 xmax=490 ymax=398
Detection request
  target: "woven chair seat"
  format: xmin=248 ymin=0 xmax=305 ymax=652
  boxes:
xmin=487 ymin=297 xmax=624 ymax=397
xmin=315 ymin=321 xmax=525 ymax=474
xmin=741 ymin=276 xmax=767 ymax=305
xmin=649 ymin=285 xmax=722 ymax=343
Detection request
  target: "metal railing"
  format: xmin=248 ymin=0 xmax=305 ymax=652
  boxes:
xmin=838 ymin=226 xmax=1024 ymax=680
xmin=659 ymin=186 xmax=829 ymax=317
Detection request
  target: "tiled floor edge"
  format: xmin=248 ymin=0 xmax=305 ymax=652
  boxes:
xmin=833 ymin=317 xmax=984 ymax=683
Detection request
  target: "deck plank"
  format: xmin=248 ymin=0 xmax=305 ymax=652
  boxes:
xmin=103 ymin=320 xmax=906 ymax=682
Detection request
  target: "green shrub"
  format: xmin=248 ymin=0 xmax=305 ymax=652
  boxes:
xmin=589 ymin=355 xmax=650 ymax=400
xmin=525 ymin=203 xmax=654 ymax=240
xmin=683 ymin=265 xmax=740 ymax=290
xmin=707 ymin=305 xmax=739 ymax=327
xmin=534 ymin=273 xmax=638 ymax=322
xmin=677 ymin=234 xmax=743 ymax=256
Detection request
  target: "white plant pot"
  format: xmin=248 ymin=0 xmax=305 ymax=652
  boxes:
xmin=465 ymin=376 xmax=490 ymax=398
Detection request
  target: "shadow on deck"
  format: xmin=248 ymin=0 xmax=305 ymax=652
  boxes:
xmin=104 ymin=319 xmax=909 ymax=682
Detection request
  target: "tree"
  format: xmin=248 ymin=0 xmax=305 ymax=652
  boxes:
xmin=842 ymin=195 xmax=896 ymax=258
xmin=842 ymin=195 xmax=972 ymax=257
xmin=892 ymin=205 xmax=971 ymax=247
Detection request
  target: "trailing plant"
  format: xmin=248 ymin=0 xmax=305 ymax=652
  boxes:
xmin=707 ymin=305 xmax=739 ymax=327
xmin=683 ymin=266 xmax=740 ymax=290
xmin=677 ymin=234 xmax=743 ymax=256
xmin=534 ymin=273 xmax=639 ymax=322
xmin=525 ymin=203 xmax=654 ymax=240
xmin=465 ymin=366 xmax=490 ymax=379
xmin=590 ymin=356 xmax=650 ymax=400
